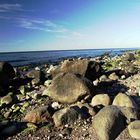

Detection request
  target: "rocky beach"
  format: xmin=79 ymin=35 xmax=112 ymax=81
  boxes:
xmin=0 ymin=50 xmax=140 ymax=140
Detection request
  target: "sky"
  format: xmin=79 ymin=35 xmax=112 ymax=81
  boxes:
xmin=0 ymin=0 xmax=140 ymax=52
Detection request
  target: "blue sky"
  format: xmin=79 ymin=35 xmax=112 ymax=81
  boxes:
xmin=0 ymin=0 xmax=140 ymax=52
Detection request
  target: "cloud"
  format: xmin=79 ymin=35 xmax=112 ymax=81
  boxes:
xmin=0 ymin=14 xmax=85 ymax=37
xmin=0 ymin=15 xmax=11 ymax=20
xmin=18 ymin=18 xmax=68 ymax=33
xmin=0 ymin=3 xmax=33 ymax=12
xmin=0 ymin=15 xmax=67 ymax=33
xmin=0 ymin=3 xmax=22 ymax=12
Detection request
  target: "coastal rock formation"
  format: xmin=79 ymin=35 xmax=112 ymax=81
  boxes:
xmin=0 ymin=50 xmax=140 ymax=140
xmin=50 ymin=59 xmax=102 ymax=81
xmin=44 ymin=72 xmax=94 ymax=103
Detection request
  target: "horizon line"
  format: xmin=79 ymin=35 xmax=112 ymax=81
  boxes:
xmin=0 ymin=47 xmax=139 ymax=54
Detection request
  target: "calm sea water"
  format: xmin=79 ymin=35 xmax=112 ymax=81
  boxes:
xmin=0 ymin=48 xmax=137 ymax=66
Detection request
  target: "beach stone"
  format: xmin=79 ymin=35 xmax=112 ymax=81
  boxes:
xmin=99 ymin=75 xmax=108 ymax=82
xmin=133 ymin=60 xmax=140 ymax=68
xmin=112 ymin=93 xmax=137 ymax=108
xmin=47 ymin=65 xmax=58 ymax=74
xmin=16 ymin=94 xmax=25 ymax=101
xmin=26 ymin=69 xmax=45 ymax=85
xmin=51 ymin=102 xmax=61 ymax=110
xmin=90 ymin=94 xmax=110 ymax=107
xmin=123 ymin=52 xmax=135 ymax=61
xmin=4 ymin=111 xmax=12 ymax=118
xmin=19 ymin=85 xmax=30 ymax=95
xmin=128 ymin=120 xmax=140 ymax=139
xmin=0 ymin=62 xmax=15 ymax=91
xmin=92 ymin=105 xmax=125 ymax=140
xmin=50 ymin=59 xmax=102 ymax=81
xmin=0 ymin=95 xmax=13 ymax=105
xmin=27 ymin=123 xmax=37 ymax=129
xmin=13 ymin=106 xmax=20 ymax=113
xmin=108 ymin=72 xmax=119 ymax=80
xmin=127 ymin=65 xmax=138 ymax=75
xmin=45 ymin=73 xmax=93 ymax=104
xmin=93 ymin=79 xmax=99 ymax=86
xmin=119 ymin=107 xmax=138 ymax=124
xmin=52 ymin=106 xmax=83 ymax=127
xmin=44 ymin=80 xmax=52 ymax=87
xmin=0 ymin=62 xmax=15 ymax=79
xmin=23 ymin=106 xmax=52 ymax=124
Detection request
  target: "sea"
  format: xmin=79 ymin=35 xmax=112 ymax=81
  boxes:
xmin=0 ymin=48 xmax=139 ymax=66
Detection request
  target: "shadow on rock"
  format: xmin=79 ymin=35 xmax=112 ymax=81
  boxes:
xmin=95 ymin=82 xmax=129 ymax=97
xmin=0 ymin=121 xmax=27 ymax=140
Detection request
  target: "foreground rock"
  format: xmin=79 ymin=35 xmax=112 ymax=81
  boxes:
xmin=44 ymin=73 xmax=94 ymax=103
xmin=92 ymin=105 xmax=125 ymax=140
xmin=23 ymin=106 xmax=52 ymax=124
xmin=128 ymin=120 xmax=140 ymax=139
xmin=0 ymin=94 xmax=13 ymax=105
xmin=0 ymin=62 xmax=15 ymax=92
xmin=112 ymin=92 xmax=137 ymax=108
xmin=50 ymin=59 xmax=102 ymax=81
xmin=0 ymin=121 xmax=25 ymax=138
xmin=52 ymin=106 xmax=84 ymax=127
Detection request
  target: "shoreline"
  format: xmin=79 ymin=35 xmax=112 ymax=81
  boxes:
xmin=0 ymin=48 xmax=138 ymax=67
xmin=0 ymin=50 xmax=140 ymax=140
xmin=0 ymin=47 xmax=138 ymax=54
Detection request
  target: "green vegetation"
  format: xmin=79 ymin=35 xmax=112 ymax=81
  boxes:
xmin=102 ymin=59 xmax=121 ymax=71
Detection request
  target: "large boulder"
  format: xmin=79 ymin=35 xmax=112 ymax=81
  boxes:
xmin=44 ymin=73 xmax=94 ymax=104
xmin=92 ymin=105 xmax=125 ymax=140
xmin=128 ymin=120 xmax=140 ymax=139
xmin=112 ymin=93 xmax=137 ymax=108
xmin=0 ymin=62 xmax=15 ymax=87
xmin=50 ymin=59 xmax=102 ymax=81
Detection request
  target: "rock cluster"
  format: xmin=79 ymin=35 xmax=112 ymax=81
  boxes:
xmin=0 ymin=50 xmax=140 ymax=140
